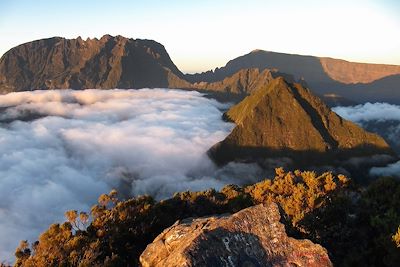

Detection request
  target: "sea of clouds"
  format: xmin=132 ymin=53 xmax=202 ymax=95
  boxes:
xmin=3 ymin=91 xmax=399 ymax=262
xmin=0 ymin=88 xmax=266 ymax=261
xmin=333 ymin=102 xmax=400 ymax=177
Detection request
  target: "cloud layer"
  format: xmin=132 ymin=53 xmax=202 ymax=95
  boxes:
xmin=3 ymin=93 xmax=399 ymax=261
xmin=0 ymin=89 xmax=242 ymax=261
xmin=333 ymin=102 xmax=400 ymax=122
xmin=333 ymin=102 xmax=400 ymax=176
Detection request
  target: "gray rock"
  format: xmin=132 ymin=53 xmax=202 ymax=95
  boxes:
xmin=140 ymin=203 xmax=332 ymax=267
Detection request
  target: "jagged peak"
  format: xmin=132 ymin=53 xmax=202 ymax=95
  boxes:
xmin=0 ymin=35 xmax=184 ymax=92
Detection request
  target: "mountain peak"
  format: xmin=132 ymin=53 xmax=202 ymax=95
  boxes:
xmin=209 ymin=76 xmax=394 ymax=167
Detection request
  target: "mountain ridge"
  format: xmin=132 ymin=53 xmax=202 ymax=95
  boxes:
xmin=186 ymin=49 xmax=400 ymax=103
xmin=187 ymin=49 xmax=400 ymax=84
xmin=1 ymin=35 xmax=399 ymax=103
xmin=0 ymin=35 xmax=186 ymax=93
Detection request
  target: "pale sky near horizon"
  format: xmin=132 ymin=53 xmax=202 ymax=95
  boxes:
xmin=0 ymin=0 xmax=399 ymax=73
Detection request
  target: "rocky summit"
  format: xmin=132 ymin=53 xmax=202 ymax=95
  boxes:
xmin=0 ymin=35 xmax=190 ymax=93
xmin=139 ymin=203 xmax=332 ymax=267
xmin=209 ymin=77 xmax=395 ymax=166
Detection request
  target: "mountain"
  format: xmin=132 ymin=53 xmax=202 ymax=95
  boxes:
xmin=0 ymin=35 xmax=190 ymax=93
xmin=209 ymin=77 xmax=395 ymax=168
xmin=140 ymin=203 xmax=332 ymax=267
xmin=318 ymin=57 xmax=400 ymax=84
xmin=2 ymin=36 xmax=399 ymax=103
xmin=186 ymin=50 xmax=400 ymax=103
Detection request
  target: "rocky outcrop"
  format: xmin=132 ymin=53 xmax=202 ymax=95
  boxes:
xmin=209 ymin=76 xmax=395 ymax=166
xmin=140 ymin=203 xmax=332 ymax=267
xmin=0 ymin=35 xmax=188 ymax=93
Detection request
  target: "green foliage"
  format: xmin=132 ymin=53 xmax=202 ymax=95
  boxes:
xmin=15 ymin=186 xmax=253 ymax=266
xmin=298 ymin=176 xmax=400 ymax=266
xmin=13 ymin=169 xmax=400 ymax=267
xmin=246 ymin=168 xmax=349 ymax=225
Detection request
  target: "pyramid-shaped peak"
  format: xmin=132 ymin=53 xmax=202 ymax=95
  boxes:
xmin=210 ymin=77 xmax=394 ymax=166
xmin=225 ymin=76 xmax=300 ymax=126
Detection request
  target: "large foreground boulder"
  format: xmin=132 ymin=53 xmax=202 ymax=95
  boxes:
xmin=140 ymin=203 xmax=332 ymax=267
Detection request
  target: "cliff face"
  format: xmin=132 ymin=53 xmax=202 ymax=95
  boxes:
xmin=0 ymin=35 xmax=188 ymax=93
xmin=319 ymin=57 xmax=400 ymax=84
xmin=2 ymin=37 xmax=399 ymax=103
xmin=209 ymin=77 xmax=394 ymax=165
xmin=186 ymin=50 xmax=330 ymax=85
xmin=140 ymin=203 xmax=332 ymax=267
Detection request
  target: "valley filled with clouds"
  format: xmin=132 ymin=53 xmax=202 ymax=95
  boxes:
xmin=1 ymin=88 xmax=399 ymax=261
xmin=333 ymin=103 xmax=400 ymax=176
xmin=0 ymin=89 xmax=245 ymax=260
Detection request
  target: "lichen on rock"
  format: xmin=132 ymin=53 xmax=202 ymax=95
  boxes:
xmin=139 ymin=203 xmax=332 ymax=267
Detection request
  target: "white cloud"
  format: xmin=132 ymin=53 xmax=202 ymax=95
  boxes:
xmin=333 ymin=103 xmax=400 ymax=177
xmin=370 ymin=161 xmax=400 ymax=177
xmin=3 ymin=93 xmax=398 ymax=261
xmin=0 ymin=88 xmax=238 ymax=261
xmin=333 ymin=102 xmax=400 ymax=122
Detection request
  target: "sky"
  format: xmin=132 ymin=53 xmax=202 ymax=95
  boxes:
xmin=0 ymin=0 xmax=399 ymax=73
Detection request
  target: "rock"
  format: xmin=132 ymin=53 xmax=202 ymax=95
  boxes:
xmin=139 ymin=203 xmax=332 ymax=267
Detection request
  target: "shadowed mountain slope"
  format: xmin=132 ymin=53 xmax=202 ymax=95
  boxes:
xmin=1 ymin=37 xmax=399 ymax=103
xmin=186 ymin=50 xmax=400 ymax=103
xmin=192 ymin=68 xmax=295 ymax=95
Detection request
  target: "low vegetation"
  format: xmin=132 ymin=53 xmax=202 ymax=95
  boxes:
xmin=12 ymin=169 xmax=400 ymax=267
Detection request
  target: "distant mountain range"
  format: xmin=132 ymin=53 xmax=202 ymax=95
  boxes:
xmin=1 ymin=35 xmax=399 ymax=103
xmin=187 ymin=50 xmax=400 ymax=103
